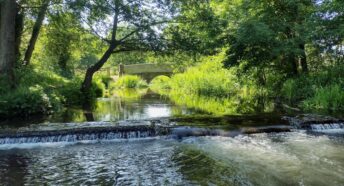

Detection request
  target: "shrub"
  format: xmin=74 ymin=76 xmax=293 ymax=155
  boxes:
xmin=0 ymin=85 xmax=53 ymax=118
xmin=112 ymin=75 xmax=148 ymax=89
xmin=96 ymin=73 xmax=112 ymax=89
xmin=0 ymin=67 xmax=108 ymax=118
xmin=280 ymin=64 xmax=344 ymax=110
xmin=168 ymin=54 xmax=239 ymax=98
xmin=150 ymin=75 xmax=171 ymax=90
xmin=303 ymin=84 xmax=344 ymax=110
xmin=281 ymin=76 xmax=314 ymax=104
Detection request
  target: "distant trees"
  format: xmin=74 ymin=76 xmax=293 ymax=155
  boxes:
xmin=169 ymin=0 xmax=343 ymax=77
xmin=1 ymin=0 xmax=343 ymax=100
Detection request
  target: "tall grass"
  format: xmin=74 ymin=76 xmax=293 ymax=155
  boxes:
xmin=149 ymin=75 xmax=171 ymax=91
xmin=303 ymin=85 xmax=344 ymax=111
xmin=111 ymin=75 xmax=148 ymax=89
xmin=150 ymin=53 xmax=273 ymax=115
xmin=168 ymin=54 xmax=239 ymax=98
xmin=281 ymin=64 xmax=344 ymax=111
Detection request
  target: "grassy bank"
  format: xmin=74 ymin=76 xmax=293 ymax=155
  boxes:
xmin=281 ymin=65 xmax=344 ymax=111
xmin=0 ymin=67 xmax=106 ymax=119
xmin=150 ymin=54 xmax=273 ymax=115
xmin=150 ymin=54 xmax=344 ymax=114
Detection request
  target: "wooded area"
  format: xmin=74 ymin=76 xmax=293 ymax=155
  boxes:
xmin=0 ymin=0 xmax=343 ymax=118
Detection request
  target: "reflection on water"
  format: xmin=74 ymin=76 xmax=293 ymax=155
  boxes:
xmin=0 ymin=132 xmax=343 ymax=185
xmin=0 ymin=90 xmax=206 ymax=127
xmin=156 ymin=89 xmax=276 ymax=115
xmin=0 ymin=89 xmax=344 ymax=185
xmin=63 ymin=89 xmax=276 ymax=123
xmin=88 ymin=90 xmax=204 ymax=122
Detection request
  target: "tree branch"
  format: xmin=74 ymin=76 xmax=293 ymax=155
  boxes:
xmin=80 ymin=17 xmax=111 ymax=44
xmin=111 ymin=0 xmax=120 ymax=44
xmin=118 ymin=20 xmax=172 ymax=43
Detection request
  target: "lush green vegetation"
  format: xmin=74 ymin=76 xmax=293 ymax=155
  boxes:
xmin=0 ymin=68 xmax=105 ymax=118
xmin=281 ymin=65 xmax=344 ymax=111
xmin=0 ymin=0 xmax=343 ymax=119
xmin=150 ymin=54 xmax=273 ymax=115
xmin=112 ymin=75 xmax=148 ymax=89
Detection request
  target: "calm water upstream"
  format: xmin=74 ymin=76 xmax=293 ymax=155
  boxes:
xmin=0 ymin=91 xmax=344 ymax=185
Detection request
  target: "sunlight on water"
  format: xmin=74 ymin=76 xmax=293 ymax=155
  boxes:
xmin=180 ymin=132 xmax=344 ymax=186
xmin=1 ymin=91 xmax=344 ymax=185
xmin=0 ymin=132 xmax=343 ymax=185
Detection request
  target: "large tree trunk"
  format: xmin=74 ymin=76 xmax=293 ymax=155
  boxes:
xmin=15 ymin=8 xmax=24 ymax=62
xmin=81 ymin=5 xmax=119 ymax=98
xmin=23 ymin=0 xmax=50 ymax=65
xmin=299 ymin=43 xmax=308 ymax=73
xmin=81 ymin=45 xmax=116 ymax=94
xmin=0 ymin=0 xmax=18 ymax=87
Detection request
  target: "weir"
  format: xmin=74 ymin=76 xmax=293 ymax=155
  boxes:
xmin=1 ymin=114 xmax=344 ymax=146
xmin=0 ymin=123 xmax=294 ymax=146
xmin=310 ymin=123 xmax=344 ymax=133
xmin=0 ymin=125 xmax=172 ymax=145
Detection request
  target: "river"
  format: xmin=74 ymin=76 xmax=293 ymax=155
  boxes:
xmin=0 ymin=90 xmax=343 ymax=185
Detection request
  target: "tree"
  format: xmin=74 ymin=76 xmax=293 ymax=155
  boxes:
xmin=223 ymin=0 xmax=315 ymax=76
xmin=0 ymin=0 xmax=19 ymax=87
xmin=44 ymin=11 xmax=82 ymax=77
xmin=310 ymin=0 xmax=344 ymax=66
xmin=67 ymin=0 xmax=176 ymax=95
xmin=165 ymin=0 xmax=225 ymax=56
xmin=23 ymin=0 xmax=51 ymax=65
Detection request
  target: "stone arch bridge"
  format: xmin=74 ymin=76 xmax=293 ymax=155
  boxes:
xmin=119 ymin=64 xmax=173 ymax=82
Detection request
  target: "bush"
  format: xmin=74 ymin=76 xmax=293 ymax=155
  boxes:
xmin=281 ymin=77 xmax=314 ymax=104
xmin=0 ymin=67 xmax=108 ymax=119
xmin=168 ymin=54 xmax=239 ymax=98
xmin=112 ymin=75 xmax=148 ymax=89
xmin=96 ymin=73 xmax=112 ymax=89
xmin=281 ymin=64 xmax=344 ymax=110
xmin=150 ymin=75 xmax=171 ymax=90
xmin=303 ymin=85 xmax=344 ymax=110
xmin=0 ymin=85 xmax=53 ymax=118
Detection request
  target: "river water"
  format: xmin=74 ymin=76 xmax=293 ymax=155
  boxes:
xmin=0 ymin=91 xmax=344 ymax=185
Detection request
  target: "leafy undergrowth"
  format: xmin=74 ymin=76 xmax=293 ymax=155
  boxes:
xmin=150 ymin=54 xmax=273 ymax=115
xmin=0 ymin=67 xmax=105 ymax=119
xmin=151 ymin=53 xmax=344 ymax=114
xmin=281 ymin=65 xmax=344 ymax=111
xmin=110 ymin=75 xmax=148 ymax=90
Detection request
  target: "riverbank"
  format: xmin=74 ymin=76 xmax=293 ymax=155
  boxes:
xmin=149 ymin=53 xmax=344 ymax=115
xmin=0 ymin=68 xmax=107 ymax=120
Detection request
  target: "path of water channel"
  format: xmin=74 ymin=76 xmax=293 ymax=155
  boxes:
xmin=0 ymin=91 xmax=343 ymax=185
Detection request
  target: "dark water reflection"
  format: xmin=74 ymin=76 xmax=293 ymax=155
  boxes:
xmin=0 ymin=90 xmax=344 ymax=185
xmin=0 ymin=90 xmax=207 ymax=129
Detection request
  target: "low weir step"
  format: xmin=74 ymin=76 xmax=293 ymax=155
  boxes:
xmin=0 ymin=124 xmax=294 ymax=145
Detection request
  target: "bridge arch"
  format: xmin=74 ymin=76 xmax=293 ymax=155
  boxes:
xmin=119 ymin=64 xmax=173 ymax=82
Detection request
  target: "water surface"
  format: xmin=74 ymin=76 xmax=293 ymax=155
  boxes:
xmin=0 ymin=91 xmax=344 ymax=185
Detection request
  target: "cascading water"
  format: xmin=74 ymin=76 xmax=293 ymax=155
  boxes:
xmin=310 ymin=123 xmax=344 ymax=133
xmin=0 ymin=125 xmax=172 ymax=147
xmin=0 ymin=131 xmax=154 ymax=145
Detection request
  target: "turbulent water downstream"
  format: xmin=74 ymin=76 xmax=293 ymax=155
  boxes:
xmin=0 ymin=91 xmax=344 ymax=185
